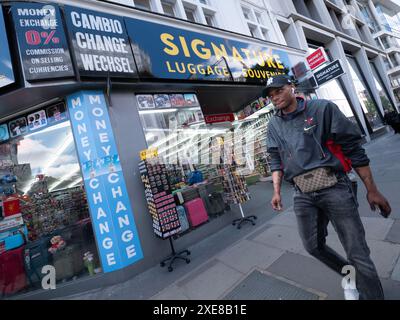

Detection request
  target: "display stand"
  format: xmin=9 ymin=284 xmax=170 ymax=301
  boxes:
xmin=139 ymin=150 xmax=191 ymax=272
xmin=160 ymin=237 xmax=191 ymax=272
xmin=218 ymin=164 xmax=256 ymax=230
xmin=232 ymin=203 xmax=257 ymax=230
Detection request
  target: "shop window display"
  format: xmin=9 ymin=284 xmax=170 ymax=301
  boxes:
xmin=0 ymin=103 xmax=100 ymax=299
xmin=137 ymin=92 xmax=275 ymax=236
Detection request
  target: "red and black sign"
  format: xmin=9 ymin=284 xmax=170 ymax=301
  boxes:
xmin=205 ymin=113 xmax=235 ymax=124
xmin=306 ymin=47 xmax=328 ymax=70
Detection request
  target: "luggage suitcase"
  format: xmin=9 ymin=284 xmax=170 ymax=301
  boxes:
xmin=208 ymin=192 xmax=225 ymax=216
xmin=181 ymin=188 xmax=199 ymax=203
xmin=0 ymin=245 xmax=27 ymax=296
xmin=176 ymin=206 xmax=190 ymax=233
xmin=184 ymin=198 xmax=208 ymax=227
xmin=198 ymin=185 xmax=225 ymax=216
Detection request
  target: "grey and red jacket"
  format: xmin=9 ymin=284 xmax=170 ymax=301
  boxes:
xmin=266 ymin=97 xmax=370 ymax=183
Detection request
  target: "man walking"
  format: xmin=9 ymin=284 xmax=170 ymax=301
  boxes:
xmin=264 ymin=74 xmax=392 ymax=300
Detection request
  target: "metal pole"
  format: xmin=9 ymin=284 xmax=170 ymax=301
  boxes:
xmin=238 ymin=203 xmax=245 ymax=218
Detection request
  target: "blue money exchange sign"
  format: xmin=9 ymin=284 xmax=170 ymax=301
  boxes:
xmin=67 ymin=91 xmax=143 ymax=273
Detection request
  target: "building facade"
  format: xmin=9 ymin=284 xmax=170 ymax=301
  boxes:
xmin=107 ymin=0 xmax=399 ymax=137
xmin=0 ymin=0 xmax=397 ymax=300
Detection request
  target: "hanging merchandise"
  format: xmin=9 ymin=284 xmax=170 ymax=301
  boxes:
xmin=218 ymin=164 xmax=251 ymax=205
xmin=139 ymin=156 xmax=182 ymax=239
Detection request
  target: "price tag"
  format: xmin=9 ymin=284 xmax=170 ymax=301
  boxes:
xmin=140 ymin=148 xmax=158 ymax=160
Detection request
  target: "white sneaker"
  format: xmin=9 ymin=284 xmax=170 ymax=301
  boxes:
xmin=344 ymin=288 xmax=360 ymax=300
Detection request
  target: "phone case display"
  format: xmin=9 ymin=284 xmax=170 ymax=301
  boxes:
xmin=20 ymin=187 xmax=89 ymax=242
xmin=154 ymin=94 xmax=172 ymax=109
xmin=27 ymin=110 xmax=47 ymax=131
xmin=136 ymin=95 xmax=156 ymax=109
xmin=169 ymin=94 xmax=185 ymax=107
xmin=0 ymin=124 xmax=9 ymax=142
xmin=166 ymin=164 xmax=185 ymax=190
xmin=218 ymin=165 xmax=250 ymax=204
xmin=139 ymin=157 xmax=181 ymax=239
xmin=8 ymin=118 xmax=28 ymax=138
xmin=46 ymin=103 xmax=67 ymax=124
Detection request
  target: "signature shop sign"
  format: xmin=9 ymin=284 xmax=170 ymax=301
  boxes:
xmin=11 ymin=2 xmax=74 ymax=81
xmin=124 ymin=17 xmax=304 ymax=83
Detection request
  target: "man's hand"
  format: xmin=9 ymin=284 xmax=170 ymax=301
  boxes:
xmin=354 ymin=166 xmax=392 ymax=218
xmin=271 ymin=193 xmax=283 ymax=212
xmin=367 ymin=190 xmax=391 ymax=218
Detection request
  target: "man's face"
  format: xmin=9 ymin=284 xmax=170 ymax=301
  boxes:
xmin=267 ymin=85 xmax=295 ymax=110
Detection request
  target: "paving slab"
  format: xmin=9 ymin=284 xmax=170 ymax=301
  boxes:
xmin=151 ymin=285 xmax=189 ymax=300
xmin=216 ymin=239 xmax=285 ymax=274
xmin=390 ymin=255 xmax=400 ymax=282
xmin=252 ymin=225 xmax=306 ymax=255
xmin=176 ymin=260 xmax=244 ymax=300
xmin=360 ymin=217 xmax=395 ymax=241
xmin=267 ymin=210 xmax=298 ymax=228
xmin=326 ymin=232 xmax=400 ymax=279
xmin=385 ymin=219 xmax=400 ymax=244
xmin=380 ymin=278 xmax=400 ymax=300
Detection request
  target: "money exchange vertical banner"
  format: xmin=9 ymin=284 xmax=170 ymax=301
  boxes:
xmin=67 ymin=91 xmax=143 ymax=273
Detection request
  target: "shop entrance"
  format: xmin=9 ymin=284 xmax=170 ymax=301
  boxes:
xmin=135 ymin=84 xmax=281 ymax=241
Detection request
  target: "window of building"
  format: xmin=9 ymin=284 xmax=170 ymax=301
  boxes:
xmin=161 ymin=1 xmax=176 ymax=17
xmin=199 ymin=0 xmax=208 ymax=5
xmin=346 ymin=56 xmax=384 ymax=131
xmin=241 ymin=6 xmax=270 ymax=41
xmin=134 ymin=0 xmax=151 ymax=11
xmin=107 ymin=0 xmax=134 ymax=6
xmin=0 ymin=104 xmax=100 ymax=298
xmin=248 ymin=24 xmax=258 ymax=38
xmin=255 ymin=12 xmax=263 ymax=25
xmin=242 ymin=6 xmax=252 ymax=21
xmin=203 ymin=11 xmax=216 ymax=27
xmin=261 ymin=28 xmax=269 ymax=41
xmin=369 ymin=62 xmax=396 ymax=112
xmin=185 ymin=7 xmax=197 ymax=22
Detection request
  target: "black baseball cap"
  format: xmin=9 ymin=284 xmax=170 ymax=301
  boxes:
xmin=262 ymin=74 xmax=293 ymax=98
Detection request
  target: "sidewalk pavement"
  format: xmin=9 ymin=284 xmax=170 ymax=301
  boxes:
xmin=63 ymin=133 xmax=400 ymax=300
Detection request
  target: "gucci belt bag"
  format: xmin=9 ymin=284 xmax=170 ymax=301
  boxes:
xmin=293 ymin=167 xmax=338 ymax=193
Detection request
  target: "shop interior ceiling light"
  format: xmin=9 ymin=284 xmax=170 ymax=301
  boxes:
xmin=21 ymin=133 xmax=74 ymax=194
